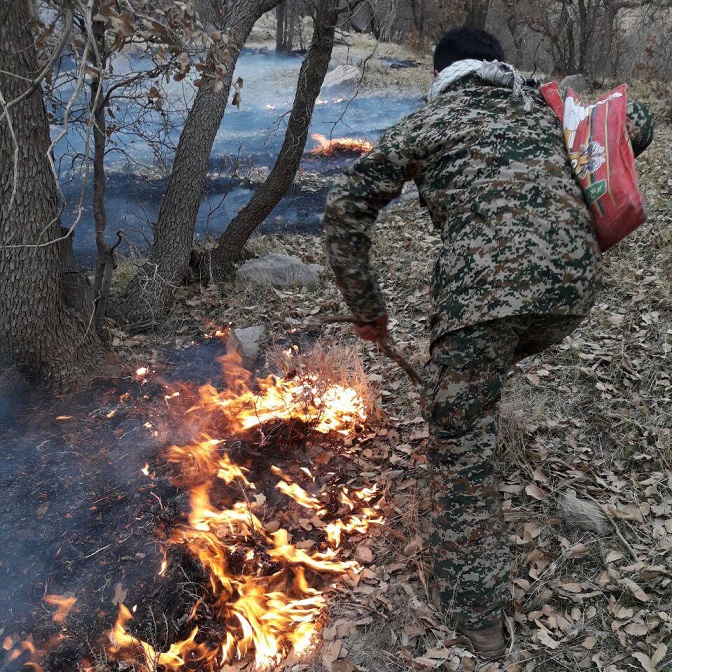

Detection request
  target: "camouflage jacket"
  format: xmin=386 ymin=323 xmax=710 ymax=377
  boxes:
xmin=323 ymin=72 xmax=654 ymax=343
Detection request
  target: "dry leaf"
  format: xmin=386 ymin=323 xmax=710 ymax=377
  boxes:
xmin=526 ymin=373 xmax=540 ymax=386
xmin=536 ymin=628 xmax=559 ymax=649
xmin=321 ymin=639 xmax=343 ymax=669
xmin=651 ymin=642 xmax=668 ymax=665
xmin=111 ymin=583 xmax=127 ymax=606
xmin=355 ymin=546 xmax=373 ymax=563
xmin=561 ymin=582 xmax=583 ymax=593
xmin=411 ymin=656 xmax=439 ymax=668
xmin=624 ymin=622 xmax=649 ymax=636
xmin=523 ymin=520 xmax=542 ymax=538
xmin=632 ymin=651 xmax=657 ymax=672
xmin=619 ymin=578 xmax=651 ymax=602
xmin=525 ymin=484 xmax=546 ymax=500
xmin=423 ymin=648 xmax=451 ymax=660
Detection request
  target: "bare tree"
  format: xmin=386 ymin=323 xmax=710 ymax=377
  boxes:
xmin=506 ymin=0 xmax=670 ymax=78
xmin=110 ymin=0 xmax=283 ymax=330
xmin=1 ymin=0 xmax=102 ymax=391
xmin=276 ymin=0 xmax=298 ymax=52
xmin=208 ymin=0 xmax=341 ymax=268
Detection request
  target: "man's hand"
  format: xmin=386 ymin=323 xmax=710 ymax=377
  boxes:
xmin=353 ymin=314 xmax=388 ymax=343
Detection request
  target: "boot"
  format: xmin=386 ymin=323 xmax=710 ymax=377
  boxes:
xmin=459 ymin=622 xmax=506 ymax=659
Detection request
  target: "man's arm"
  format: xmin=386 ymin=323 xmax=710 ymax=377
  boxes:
xmin=323 ymin=125 xmax=413 ymax=324
xmin=626 ymin=99 xmax=654 ymax=158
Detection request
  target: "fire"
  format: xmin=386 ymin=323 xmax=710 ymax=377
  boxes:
xmin=43 ymin=594 xmax=77 ymax=623
xmin=309 ymin=133 xmax=373 ymax=157
xmin=106 ymin=350 xmax=381 ymax=670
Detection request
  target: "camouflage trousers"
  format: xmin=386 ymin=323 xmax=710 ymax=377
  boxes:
xmin=422 ymin=314 xmax=584 ymax=629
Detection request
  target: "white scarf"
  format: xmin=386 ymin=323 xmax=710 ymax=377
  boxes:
xmin=427 ymin=59 xmax=535 ymax=111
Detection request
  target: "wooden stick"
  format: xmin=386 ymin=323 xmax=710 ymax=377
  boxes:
xmin=306 ymin=315 xmax=424 ymax=386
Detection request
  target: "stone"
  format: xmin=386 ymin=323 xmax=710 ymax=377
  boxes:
xmin=226 ymin=325 xmax=266 ymax=365
xmin=559 ymin=74 xmax=589 ymax=93
xmin=235 ymin=253 xmax=319 ymax=288
xmin=322 ymin=64 xmax=359 ymax=89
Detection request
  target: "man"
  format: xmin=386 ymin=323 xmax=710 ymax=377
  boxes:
xmin=323 ymin=27 xmax=653 ymax=657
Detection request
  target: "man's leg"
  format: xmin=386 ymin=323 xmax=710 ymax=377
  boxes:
xmin=423 ymin=315 xmax=585 ymax=632
xmin=423 ymin=319 xmax=520 ymax=631
xmin=512 ymin=315 xmax=585 ymax=363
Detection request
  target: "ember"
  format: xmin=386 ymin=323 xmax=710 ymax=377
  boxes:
xmin=309 ymin=133 xmax=373 ymax=157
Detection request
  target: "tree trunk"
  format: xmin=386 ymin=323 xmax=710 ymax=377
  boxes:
xmin=60 ymin=227 xmax=94 ymax=320
xmin=0 ymin=1 xmax=102 ymax=390
xmin=90 ymin=3 xmax=115 ymax=335
xmin=597 ymin=5 xmax=618 ymax=77
xmin=276 ymin=1 xmax=288 ymax=53
xmin=111 ymin=0 xmax=282 ymax=330
xmin=464 ymin=1 xmax=490 ymax=30
xmin=209 ymin=0 xmax=340 ymax=268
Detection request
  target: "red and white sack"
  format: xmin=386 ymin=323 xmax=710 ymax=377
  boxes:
xmin=540 ymin=82 xmax=646 ymax=252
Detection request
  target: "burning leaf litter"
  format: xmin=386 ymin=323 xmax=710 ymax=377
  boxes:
xmin=309 ymin=134 xmax=373 ymax=158
xmin=2 ymin=341 xmax=389 ymax=671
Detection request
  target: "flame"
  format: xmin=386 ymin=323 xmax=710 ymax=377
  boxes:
xmin=105 ymin=349 xmax=381 ymax=670
xmin=309 ymin=133 xmax=373 ymax=157
xmin=43 ymin=594 xmax=77 ymax=623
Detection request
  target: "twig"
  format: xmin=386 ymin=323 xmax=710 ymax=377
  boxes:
xmin=84 ymin=543 xmax=111 ymax=559
xmin=503 ymin=609 xmax=516 ymax=656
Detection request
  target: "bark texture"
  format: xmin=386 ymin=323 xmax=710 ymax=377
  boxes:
xmin=0 ymin=1 xmax=101 ymax=390
xmin=210 ymin=0 xmax=340 ymax=268
xmin=112 ymin=0 xmax=282 ymax=330
xmin=464 ymin=1 xmax=490 ymax=30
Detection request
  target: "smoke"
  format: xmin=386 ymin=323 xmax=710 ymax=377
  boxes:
xmin=0 ymin=374 xmax=185 ymax=670
xmin=53 ymin=48 xmax=422 ymax=263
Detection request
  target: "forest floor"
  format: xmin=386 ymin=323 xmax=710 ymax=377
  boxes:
xmin=0 ymin=32 xmax=671 ymax=672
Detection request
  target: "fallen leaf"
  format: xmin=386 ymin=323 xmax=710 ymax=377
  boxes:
xmin=632 ymin=651 xmax=656 ymax=672
xmin=355 ymin=546 xmax=373 ymax=563
xmin=523 ymin=520 xmax=542 ymax=539
xmin=561 ymin=582 xmax=583 ymax=593
xmin=321 ymin=639 xmax=343 ymax=669
xmin=526 ymin=373 xmax=540 ymax=386
xmin=536 ymin=628 xmax=560 ymax=649
xmin=111 ymin=583 xmax=127 ymax=606
xmin=525 ymin=484 xmax=546 ymax=501
xmin=422 ymin=648 xmax=451 ymax=660
xmin=651 ymin=642 xmax=668 ymax=665
xmin=624 ymin=622 xmax=649 ymax=636
xmin=619 ymin=578 xmax=652 ymax=602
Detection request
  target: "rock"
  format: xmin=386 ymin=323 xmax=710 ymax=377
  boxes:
xmin=236 ymin=253 xmax=319 ymax=288
xmin=559 ymin=74 xmax=589 ymax=93
xmin=226 ymin=325 xmax=266 ymax=365
xmin=322 ymin=64 xmax=359 ymax=89
xmin=558 ymin=489 xmax=608 ymax=534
